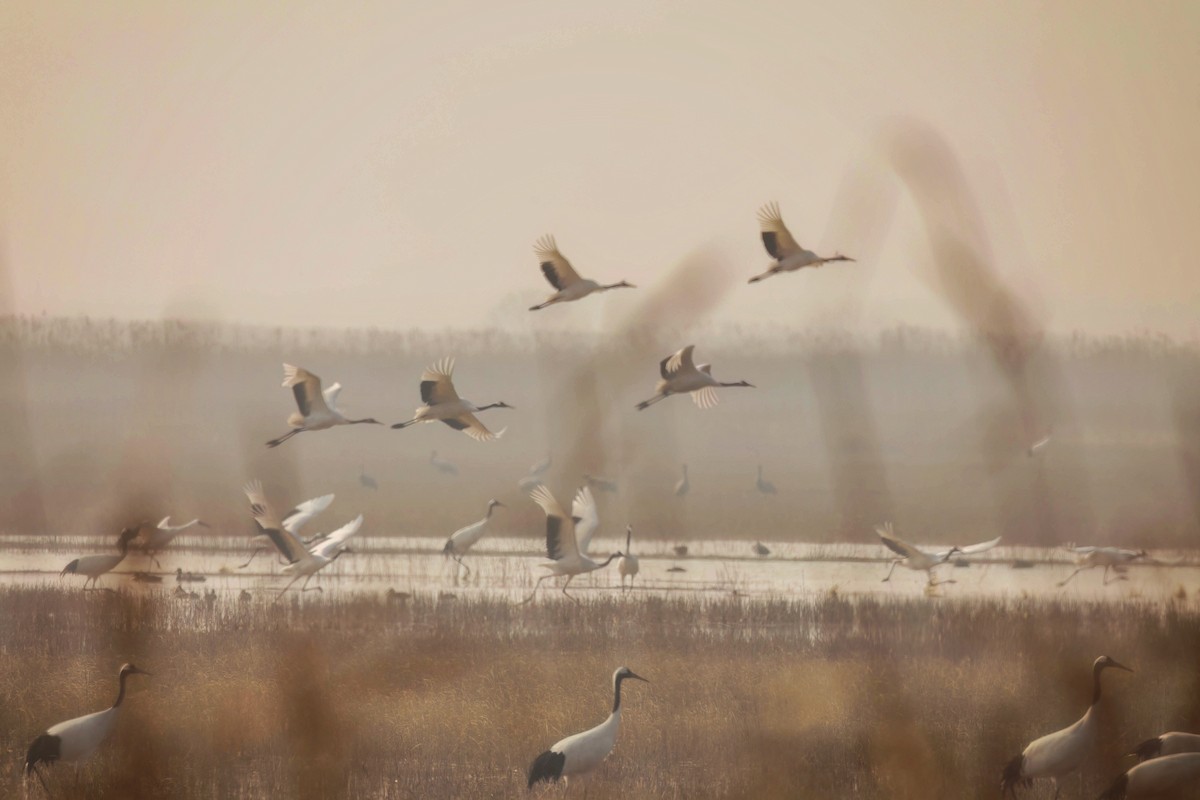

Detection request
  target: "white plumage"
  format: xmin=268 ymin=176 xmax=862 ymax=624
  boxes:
xmin=140 ymin=516 xmax=210 ymax=568
xmin=1100 ymin=752 xmax=1200 ymax=799
xmin=876 ymin=522 xmax=1001 ymax=588
xmin=635 ymin=345 xmax=755 ymax=411
xmin=519 ymin=485 xmax=621 ymax=604
xmin=239 ymin=491 xmax=335 ymax=568
xmin=1130 ymin=731 xmax=1200 ymax=762
xmin=528 ymin=235 xmax=636 ymax=310
xmin=1058 ymin=545 xmax=1148 ymax=587
xmin=60 ymin=527 xmax=139 ymax=590
xmin=527 ymin=667 xmax=649 ymax=788
xmin=244 ymin=481 xmax=363 ymax=597
xmin=24 ymin=663 xmax=150 ymax=788
xmin=266 ymin=364 xmax=382 ymax=447
xmin=1001 ymin=655 xmax=1133 ymax=797
xmin=443 ymin=499 xmax=504 ymax=577
xmin=391 ymin=358 xmax=512 ymax=441
xmin=748 ymin=202 xmax=854 ymax=284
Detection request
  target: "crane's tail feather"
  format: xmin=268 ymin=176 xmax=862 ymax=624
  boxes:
xmin=25 ymin=734 xmax=58 ymax=774
xmin=999 ymin=755 xmax=1028 ymax=797
xmin=527 ymin=750 xmax=566 ymax=788
xmin=1130 ymin=736 xmax=1163 ymax=761
xmin=60 ymin=559 xmax=79 ymax=577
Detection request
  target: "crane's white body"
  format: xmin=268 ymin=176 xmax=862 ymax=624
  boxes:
xmin=244 ymin=482 xmax=362 ymax=596
xmin=1132 ymin=731 xmax=1200 ymax=761
xmin=141 ymin=517 xmax=209 ymax=567
xmin=748 ymin=202 xmax=854 ymax=283
xmin=444 ymin=500 xmax=503 ymax=577
xmin=521 ymin=485 xmax=619 ymax=603
xmin=241 ymin=493 xmax=334 ymax=568
xmin=528 ymin=235 xmax=635 ymax=310
xmin=61 ymin=528 xmax=138 ymax=590
xmin=392 ymin=358 xmax=509 ymax=441
xmin=876 ymin=522 xmax=1000 ymax=588
xmin=527 ymin=667 xmax=648 ymax=788
xmin=1059 ymin=545 xmax=1147 ymax=586
xmin=1003 ymin=656 xmax=1132 ymax=797
xmin=636 ymin=345 xmax=754 ymax=410
xmin=266 ymin=365 xmax=380 ymax=447
xmin=1101 ymin=753 xmax=1200 ymax=799
xmin=618 ymin=526 xmax=639 ymax=591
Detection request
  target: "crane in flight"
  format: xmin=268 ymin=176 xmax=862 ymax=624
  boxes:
xmin=875 ymin=522 xmax=1001 ymax=589
xmin=528 ymin=235 xmax=635 ymax=310
xmin=266 ymin=364 xmax=381 ymax=447
xmin=635 ymin=345 xmax=754 ymax=411
xmin=391 ymin=358 xmax=512 ymax=441
xmin=748 ymin=202 xmax=854 ymax=284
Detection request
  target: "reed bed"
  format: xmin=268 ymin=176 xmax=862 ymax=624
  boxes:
xmin=1 ymin=587 xmax=1197 ymax=798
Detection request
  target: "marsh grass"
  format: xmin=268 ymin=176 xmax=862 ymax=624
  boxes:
xmin=1 ymin=588 xmax=1198 ymax=798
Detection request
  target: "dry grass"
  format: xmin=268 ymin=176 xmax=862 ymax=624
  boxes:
xmin=1 ymin=588 xmax=1198 ymax=798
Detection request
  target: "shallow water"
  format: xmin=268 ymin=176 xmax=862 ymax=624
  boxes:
xmin=1 ymin=534 xmax=1194 ymax=604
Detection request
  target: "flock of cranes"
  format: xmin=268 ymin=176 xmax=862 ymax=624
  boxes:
xmin=24 ymin=201 xmax=1184 ymax=796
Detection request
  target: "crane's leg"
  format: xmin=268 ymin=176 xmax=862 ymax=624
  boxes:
xmin=265 ymin=428 xmax=303 ymax=448
xmin=238 ymin=548 xmax=263 ymax=569
xmin=300 ymin=575 xmax=323 ymax=592
xmin=517 ymin=575 xmax=551 ymax=605
xmin=29 ymin=762 xmax=50 ymax=795
xmin=454 ymin=555 xmax=471 ymax=579
xmin=1052 ymin=776 xmax=1060 ymax=799
xmin=882 ymin=560 xmax=901 ymax=582
xmin=275 ymin=575 xmax=303 ymax=600
xmin=635 ymin=394 xmax=668 ymax=411
xmin=391 ymin=417 xmax=420 ymax=430
xmin=561 ymin=575 xmax=580 ymax=605
xmin=1057 ymin=567 xmax=1088 ymax=587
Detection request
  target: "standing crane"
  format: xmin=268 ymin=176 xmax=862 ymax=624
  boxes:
xmin=635 ymin=345 xmax=754 ymax=410
xmin=755 ymin=465 xmax=777 ymax=495
xmin=748 ymin=202 xmax=854 ymax=284
xmin=519 ymin=485 xmax=621 ymax=604
xmin=60 ymin=527 xmax=139 ymax=590
xmin=266 ymin=364 xmax=382 ymax=447
xmin=25 ymin=663 xmax=150 ymax=791
xmin=140 ymin=516 xmax=210 ymax=568
xmin=618 ymin=526 xmax=639 ymax=592
xmin=391 ymin=358 xmax=512 ymax=441
xmin=244 ymin=481 xmax=363 ymax=598
xmin=1001 ymin=655 xmax=1133 ymax=798
xmin=443 ymin=499 xmax=504 ymax=578
xmin=528 ymin=235 xmax=636 ymax=310
xmin=674 ymin=464 xmax=690 ymax=497
xmin=876 ymin=522 xmax=1000 ymax=588
xmin=527 ymin=667 xmax=649 ymax=788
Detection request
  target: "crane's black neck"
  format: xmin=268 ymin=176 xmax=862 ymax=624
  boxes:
xmin=595 ymin=553 xmax=619 ymax=569
xmin=477 ymin=402 xmax=506 ymax=411
xmin=486 ymin=503 xmax=497 ymax=519
xmin=612 ymin=673 xmax=629 ymax=714
xmin=1092 ymin=662 xmax=1106 ymax=705
xmin=625 ymin=529 xmax=632 ymax=551
xmin=113 ymin=670 xmax=130 ymax=708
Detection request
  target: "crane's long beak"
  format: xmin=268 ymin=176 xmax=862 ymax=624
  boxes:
xmin=627 ymin=671 xmax=649 ymax=683
xmin=1109 ymin=660 xmax=1134 ymax=673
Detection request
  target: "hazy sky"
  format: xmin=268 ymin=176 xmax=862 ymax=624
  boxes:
xmin=2 ymin=1 xmax=1198 ymax=336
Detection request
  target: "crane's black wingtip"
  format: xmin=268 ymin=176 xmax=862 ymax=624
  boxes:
xmin=527 ymin=749 xmax=565 ymax=788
